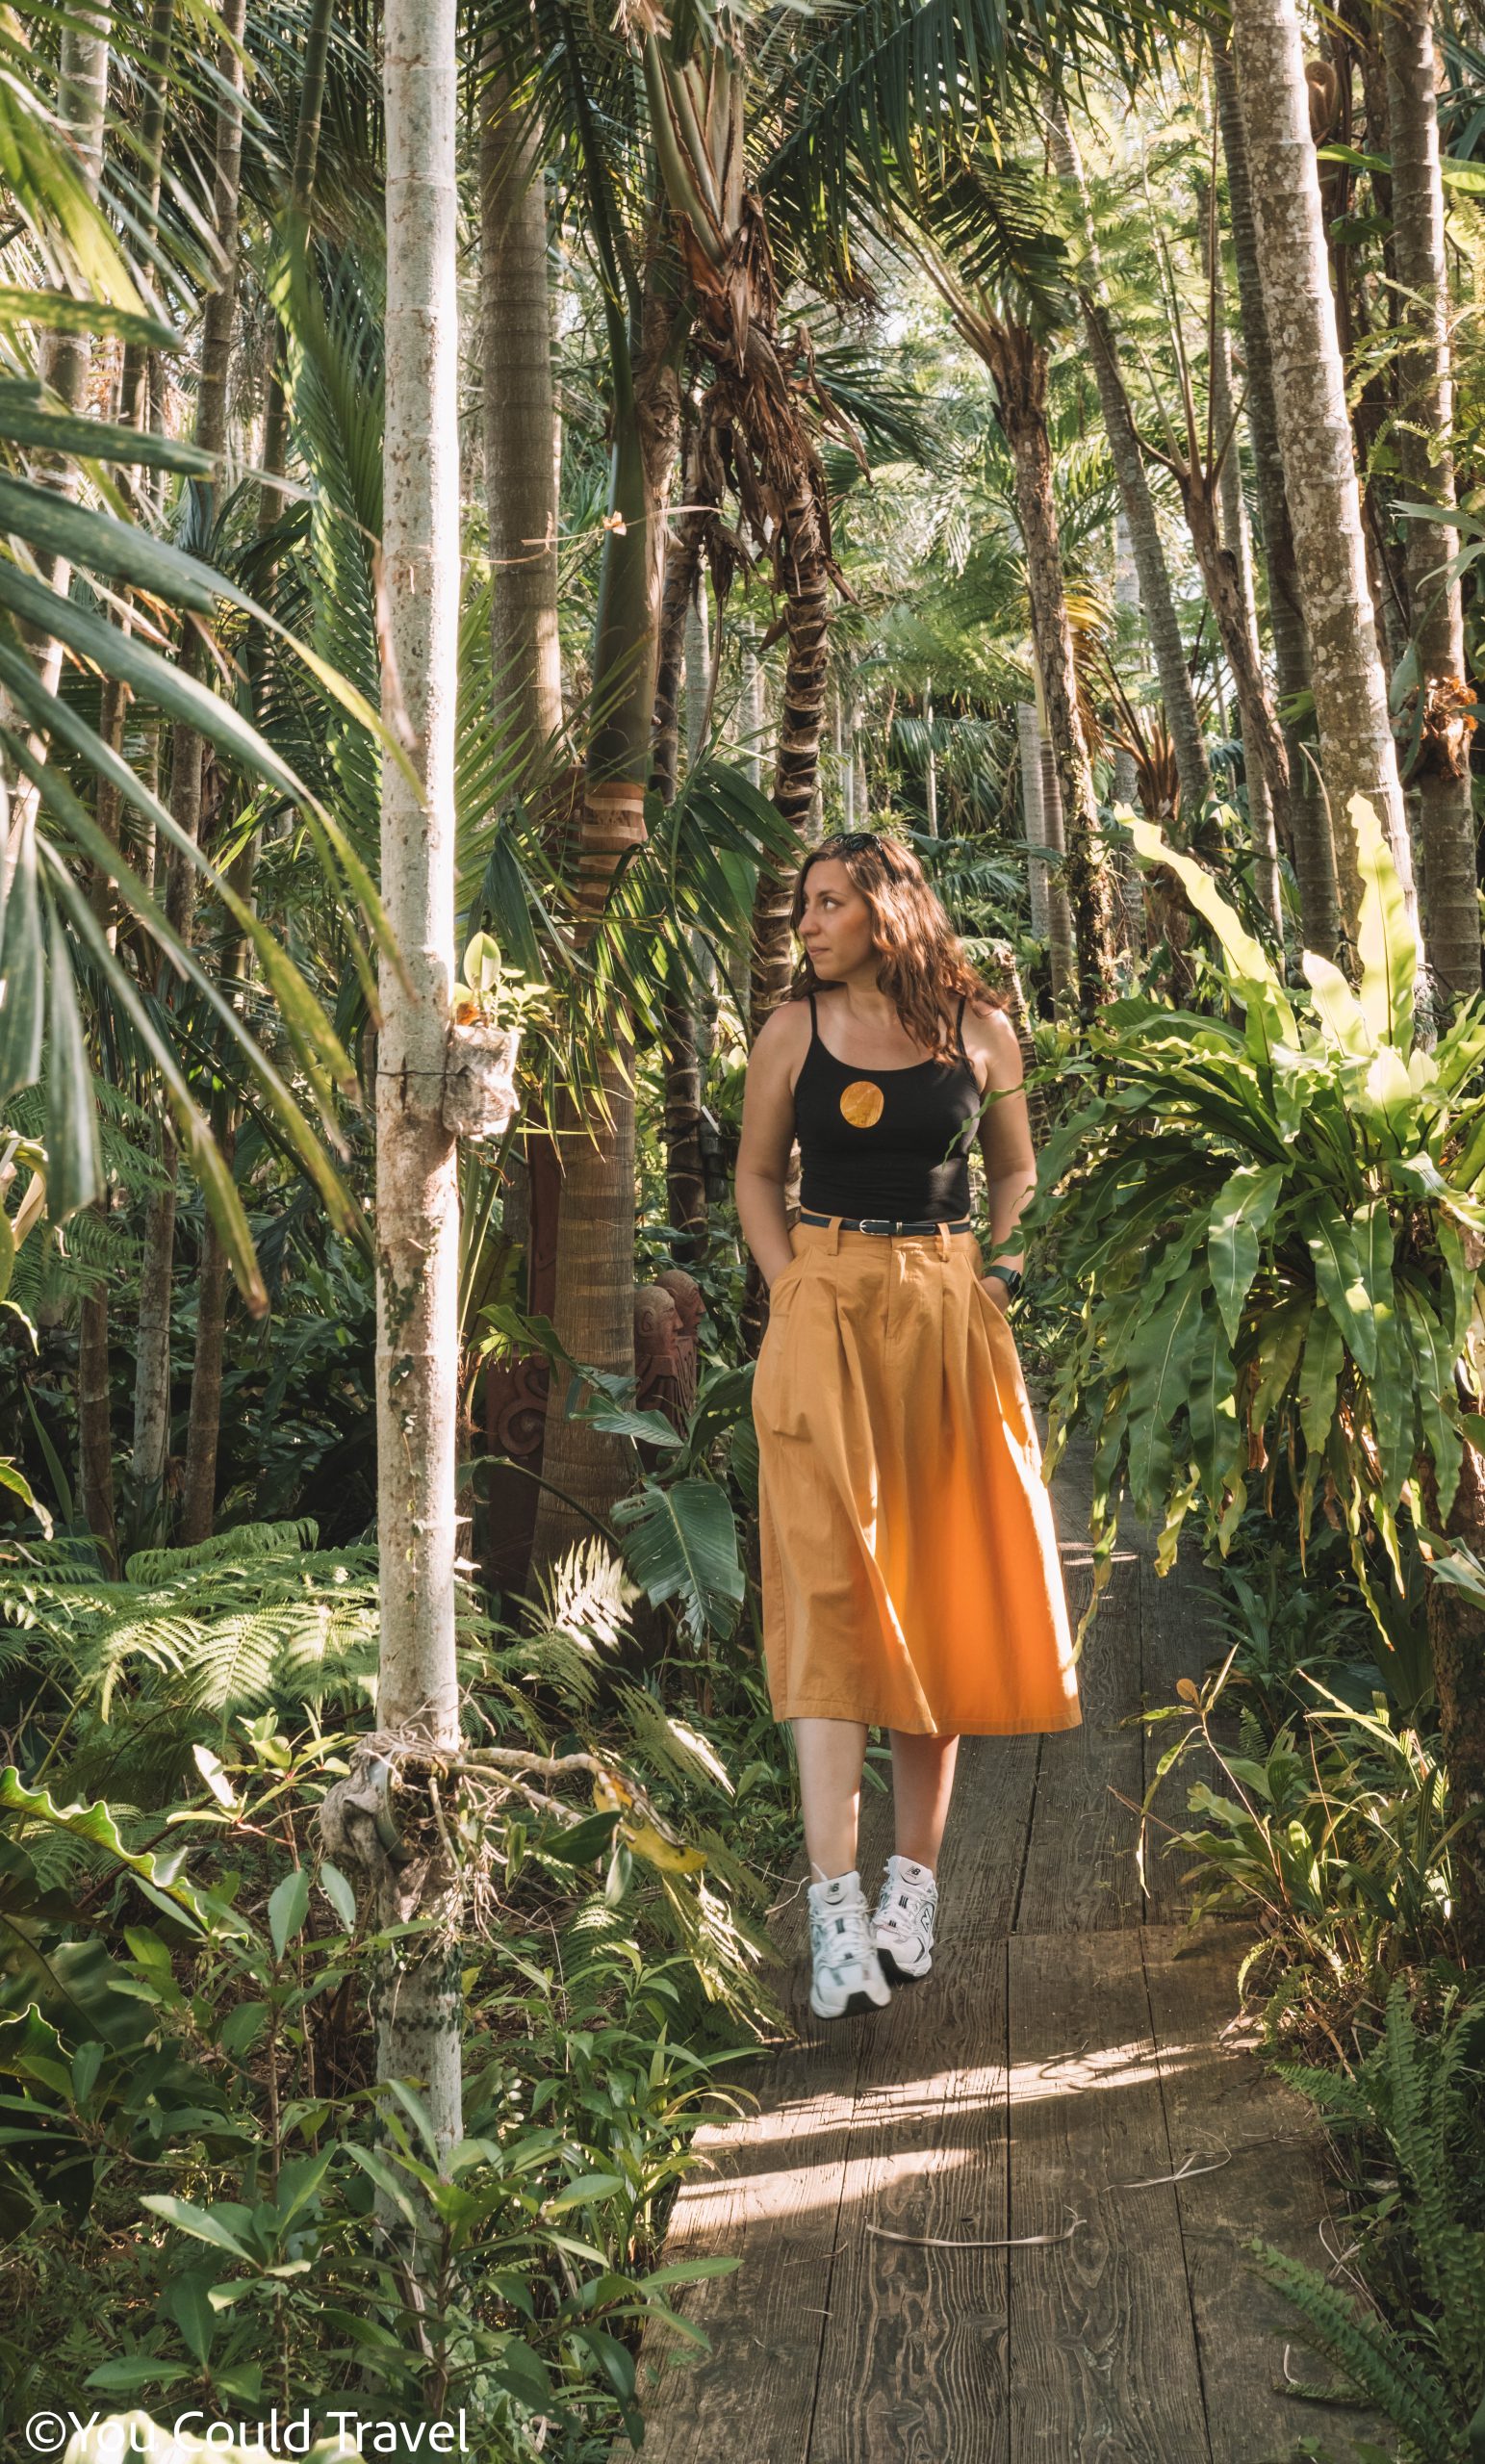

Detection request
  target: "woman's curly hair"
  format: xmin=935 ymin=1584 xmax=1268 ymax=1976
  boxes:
xmin=787 ymin=830 xmax=1008 ymax=1062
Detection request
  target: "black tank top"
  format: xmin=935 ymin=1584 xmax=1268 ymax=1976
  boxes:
xmin=793 ymin=989 xmax=980 ymax=1219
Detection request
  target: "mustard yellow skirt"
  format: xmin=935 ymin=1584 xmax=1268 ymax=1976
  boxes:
xmin=751 ymin=1216 xmax=1082 ymax=1737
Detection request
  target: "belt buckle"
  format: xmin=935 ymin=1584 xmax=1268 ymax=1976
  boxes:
xmin=859 ymin=1216 xmax=894 ymax=1235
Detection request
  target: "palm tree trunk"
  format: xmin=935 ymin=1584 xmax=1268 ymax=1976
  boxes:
xmin=1383 ymin=0 xmax=1479 ymax=1000
xmin=1205 ymin=204 xmax=1283 ymax=936
xmin=1018 ymin=699 xmax=1050 ymax=944
xmin=180 ymin=1117 xmax=233 ymax=1546
xmin=923 ymin=677 xmax=939 ymax=836
xmin=1038 ymin=728 xmax=1078 ymax=1010
xmin=258 ymin=0 xmax=333 ymax=538
xmin=480 ymin=55 xmax=564 ymax=767
xmin=157 ymin=0 xmax=248 ymax=1547
xmin=117 ymin=0 xmax=175 ymax=461
xmin=530 ymin=263 xmax=682 ymax=1573
xmin=1214 ymin=36 xmax=1341 ymax=962
xmin=46 ymin=10 xmax=116 ymax=1569
xmin=374 ymin=0 xmax=464 ymax=2192
xmin=653 ymin=475 xmax=709 ymax=1264
xmin=1052 ymin=108 xmax=1213 ymax=823
xmin=1418 ymin=1436 xmax=1485 ymax=1962
xmin=751 ymin=470 xmax=832 ymax=1035
xmin=132 ymin=1129 xmax=177 ymax=1491
xmin=1226 ymin=0 xmax=1413 ymax=943
xmin=991 ymin=328 xmax=1118 ymax=1017
xmin=78 ymin=1269 xmax=116 ymax=1575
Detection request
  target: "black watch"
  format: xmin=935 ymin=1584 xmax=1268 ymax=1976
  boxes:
xmin=984 ymin=1262 xmax=1024 ymax=1300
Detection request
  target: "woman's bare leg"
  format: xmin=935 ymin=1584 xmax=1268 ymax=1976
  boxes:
xmin=793 ymin=1717 xmax=870 ymax=1880
xmin=888 ymin=1731 xmax=960 ymax=1869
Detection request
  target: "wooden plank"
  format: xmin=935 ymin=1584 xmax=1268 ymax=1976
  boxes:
xmin=1015 ymin=1728 xmax=1146 ymax=1934
xmin=1064 ymin=1525 xmax=1145 ymax=1732
xmin=614 ymin=2019 xmax=858 ymax=2459
xmin=926 ymin=1732 xmax=1039 ymax=1936
xmin=1006 ymin=1929 xmax=1212 ymax=2464
xmin=809 ymin=1935 xmax=1011 ymax=2464
xmin=1139 ymin=1544 xmax=1237 ymax=1924
xmin=1140 ymin=1923 xmax=1383 ymax=2464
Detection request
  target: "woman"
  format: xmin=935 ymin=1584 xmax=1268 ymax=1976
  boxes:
xmin=735 ymin=830 xmax=1080 ymax=2020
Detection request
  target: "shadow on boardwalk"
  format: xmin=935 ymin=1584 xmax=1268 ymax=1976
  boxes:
xmin=614 ymin=1437 xmax=1374 ymax=2464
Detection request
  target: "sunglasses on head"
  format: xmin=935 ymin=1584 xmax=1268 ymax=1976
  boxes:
xmin=817 ymin=830 xmax=880 ymax=855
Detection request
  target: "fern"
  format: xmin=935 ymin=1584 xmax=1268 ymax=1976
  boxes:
xmin=1262 ymin=1981 xmax=1485 ymax=2458
xmin=0 ymin=1523 xmax=381 ymax=1742
xmin=1252 ymin=2237 xmax=1461 ymax=2458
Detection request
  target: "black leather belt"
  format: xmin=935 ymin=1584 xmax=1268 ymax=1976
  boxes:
xmin=797 ymin=1210 xmax=974 ymax=1236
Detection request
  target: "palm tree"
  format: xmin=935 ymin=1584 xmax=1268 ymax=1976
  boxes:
xmin=373 ymin=0 xmax=465 ymax=2192
xmin=1211 ymin=33 xmax=1340 ymax=962
xmin=901 ymin=159 xmax=1118 ymax=1014
xmin=480 ymin=59 xmax=565 ymax=772
xmin=1382 ymin=0 xmax=1480 ymax=1001
xmin=1225 ymin=0 xmax=1414 ymax=945
xmin=1051 ymin=103 xmax=1213 ymax=827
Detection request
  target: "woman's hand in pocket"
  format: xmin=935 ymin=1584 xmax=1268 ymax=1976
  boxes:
xmin=978 ymin=1273 xmax=1011 ymax=1315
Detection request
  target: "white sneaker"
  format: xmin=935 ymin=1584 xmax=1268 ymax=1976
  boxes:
xmin=871 ymin=1855 xmax=938 ymax=1982
xmin=807 ymin=1869 xmax=892 ymax=2019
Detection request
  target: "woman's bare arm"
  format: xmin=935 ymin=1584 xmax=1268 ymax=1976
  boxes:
xmin=734 ymin=1002 xmax=809 ymax=1291
xmin=967 ymin=1007 xmax=1037 ymax=1300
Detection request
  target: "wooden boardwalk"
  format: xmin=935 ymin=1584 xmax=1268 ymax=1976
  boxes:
xmin=617 ymin=1441 xmax=1374 ymax=2464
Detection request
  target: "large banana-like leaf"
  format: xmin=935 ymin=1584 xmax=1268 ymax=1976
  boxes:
xmin=1124 ymin=1269 xmax=1206 ymax=1512
xmin=1349 ymin=792 xmax=1416 ymax=1054
xmin=1295 ymin=1299 xmax=1344 ymax=1458
xmin=1403 ymin=1291 xmax=1464 ymax=1526
xmin=1301 ymin=949 xmax=1373 ymax=1061
xmin=1185 ymin=1299 xmax=1241 ymax=1514
xmin=1126 ymin=813 xmax=1297 ymax=1056
xmin=1301 ymin=1199 xmax=1377 ymax=1379
xmin=1208 ymin=1161 xmax=1284 ymax=1347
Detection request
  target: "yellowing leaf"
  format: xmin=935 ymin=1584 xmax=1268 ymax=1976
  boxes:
xmin=624 ymin=1823 xmax=706 ymax=1874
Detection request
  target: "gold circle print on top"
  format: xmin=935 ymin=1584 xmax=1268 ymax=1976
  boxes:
xmin=839 ymin=1080 xmax=884 ymax=1128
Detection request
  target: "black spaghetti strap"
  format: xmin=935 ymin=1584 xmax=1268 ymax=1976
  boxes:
xmin=955 ymin=992 xmax=968 ymax=1064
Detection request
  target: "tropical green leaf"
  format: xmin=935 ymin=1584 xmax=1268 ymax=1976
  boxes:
xmin=0 ymin=1770 xmax=244 ymax=1937
xmin=1301 ymin=1201 xmax=1376 ymax=1378
xmin=268 ymin=1867 xmax=311 ymax=1963
xmin=37 ymin=844 xmax=269 ymax=1311
xmin=0 ymin=290 xmax=168 ymax=346
xmin=1186 ymin=1300 xmax=1241 ymax=1510
xmin=1208 ymin=1162 xmax=1284 ymax=1346
xmin=1127 ymin=816 xmax=1296 ymax=1046
xmin=1402 ymin=1291 xmax=1464 ymax=1524
xmin=1301 ymin=950 xmax=1373 ymax=1060
xmin=42 ymin=892 xmax=100 ymax=1222
xmin=1296 ymin=1300 xmax=1344 ymax=1459
xmin=0 ymin=808 xmax=43 ymax=1102
xmin=610 ymin=1477 xmax=746 ymax=1645
xmin=0 ymin=405 xmax=211 ymax=474
xmin=1125 ymin=1270 xmax=1206 ymax=1512
xmin=139 ymin=2194 xmax=251 ymax=2261
xmin=1348 ymin=793 xmax=1416 ymax=1052
xmin=1249 ymin=1298 xmax=1313 ymax=1430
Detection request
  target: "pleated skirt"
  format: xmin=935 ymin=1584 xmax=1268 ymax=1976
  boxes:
xmin=751 ymin=1216 xmax=1082 ymax=1737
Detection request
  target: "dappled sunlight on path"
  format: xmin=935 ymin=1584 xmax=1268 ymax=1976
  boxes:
xmin=612 ymin=1435 xmax=1372 ymax=2464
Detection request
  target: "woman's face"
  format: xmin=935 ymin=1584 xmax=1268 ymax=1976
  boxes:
xmin=799 ymin=859 xmax=874 ymax=976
